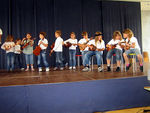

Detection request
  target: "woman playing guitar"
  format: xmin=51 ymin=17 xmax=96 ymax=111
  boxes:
xmin=106 ymin=31 xmax=125 ymax=72
xmin=82 ymin=32 xmax=105 ymax=72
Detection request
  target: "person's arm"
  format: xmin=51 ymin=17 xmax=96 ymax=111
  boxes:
xmin=39 ymin=40 xmax=48 ymax=47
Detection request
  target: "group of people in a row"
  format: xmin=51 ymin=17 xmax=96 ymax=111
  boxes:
xmin=0 ymin=28 xmax=143 ymax=72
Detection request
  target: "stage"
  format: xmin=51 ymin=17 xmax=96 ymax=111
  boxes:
xmin=0 ymin=63 xmax=150 ymax=113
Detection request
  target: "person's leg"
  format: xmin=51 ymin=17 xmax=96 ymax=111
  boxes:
xmin=10 ymin=52 xmax=15 ymax=71
xmin=41 ymin=51 xmax=49 ymax=71
xmin=106 ymin=50 xmax=113 ymax=71
xmin=95 ymin=51 xmax=103 ymax=72
xmin=134 ymin=49 xmax=143 ymax=72
xmin=25 ymin=54 xmax=29 ymax=71
xmin=6 ymin=53 xmax=10 ymax=71
xmin=69 ymin=50 xmax=73 ymax=69
xmin=123 ymin=50 xmax=132 ymax=71
xmin=59 ymin=52 xmax=64 ymax=69
xmin=54 ymin=52 xmax=59 ymax=70
xmin=38 ymin=53 xmax=42 ymax=71
xmin=29 ymin=54 xmax=34 ymax=71
xmin=115 ymin=49 xmax=122 ymax=72
xmin=72 ymin=50 xmax=76 ymax=69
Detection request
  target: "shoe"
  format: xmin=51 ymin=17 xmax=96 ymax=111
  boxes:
xmin=60 ymin=67 xmax=64 ymax=70
xmin=116 ymin=67 xmax=120 ymax=72
xmin=107 ymin=66 xmax=111 ymax=72
xmin=140 ymin=66 xmax=143 ymax=72
xmin=69 ymin=67 xmax=72 ymax=70
xmin=39 ymin=68 xmax=42 ymax=72
xmin=21 ymin=68 xmax=24 ymax=71
xmin=126 ymin=64 xmax=131 ymax=71
xmin=82 ymin=67 xmax=89 ymax=72
xmin=73 ymin=67 xmax=76 ymax=70
xmin=98 ymin=67 xmax=103 ymax=72
xmin=31 ymin=68 xmax=35 ymax=71
xmin=46 ymin=68 xmax=50 ymax=72
xmin=25 ymin=68 xmax=29 ymax=71
xmin=53 ymin=67 xmax=58 ymax=70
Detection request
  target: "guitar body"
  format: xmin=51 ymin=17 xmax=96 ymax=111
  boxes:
xmin=89 ymin=44 xmax=97 ymax=51
xmin=64 ymin=42 xmax=72 ymax=48
xmin=106 ymin=45 xmax=116 ymax=51
xmin=79 ymin=44 xmax=87 ymax=51
xmin=33 ymin=46 xmax=41 ymax=56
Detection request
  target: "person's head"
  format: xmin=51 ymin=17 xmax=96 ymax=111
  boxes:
xmin=6 ymin=35 xmax=14 ymax=42
xmin=39 ymin=32 xmax=46 ymax=39
xmin=26 ymin=33 xmax=32 ymax=39
xmin=113 ymin=31 xmax=122 ymax=40
xmin=81 ymin=31 xmax=88 ymax=39
xmin=70 ymin=32 xmax=76 ymax=39
xmin=55 ymin=30 xmax=61 ymax=38
xmin=15 ymin=38 xmax=21 ymax=45
xmin=123 ymin=28 xmax=134 ymax=39
xmin=95 ymin=32 xmax=103 ymax=43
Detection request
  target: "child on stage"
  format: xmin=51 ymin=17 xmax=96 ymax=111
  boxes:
xmin=50 ymin=30 xmax=64 ymax=70
xmin=22 ymin=33 xmax=34 ymax=71
xmin=37 ymin=32 xmax=49 ymax=72
xmin=78 ymin=31 xmax=90 ymax=67
xmin=64 ymin=32 xmax=78 ymax=70
xmin=1 ymin=35 xmax=15 ymax=71
xmin=106 ymin=31 xmax=125 ymax=72
xmin=82 ymin=32 xmax=105 ymax=72
xmin=14 ymin=38 xmax=24 ymax=70
xmin=123 ymin=28 xmax=143 ymax=72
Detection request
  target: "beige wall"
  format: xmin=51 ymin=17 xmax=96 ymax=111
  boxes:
xmin=141 ymin=10 xmax=150 ymax=60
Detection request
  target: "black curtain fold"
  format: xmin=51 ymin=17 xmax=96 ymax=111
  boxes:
xmin=0 ymin=0 xmax=142 ymax=68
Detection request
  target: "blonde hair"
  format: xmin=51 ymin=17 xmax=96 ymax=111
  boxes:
xmin=123 ymin=28 xmax=134 ymax=38
xmin=113 ymin=31 xmax=123 ymax=40
xmin=55 ymin=30 xmax=62 ymax=36
xmin=81 ymin=31 xmax=88 ymax=37
xmin=95 ymin=31 xmax=102 ymax=45
xmin=5 ymin=35 xmax=14 ymax=42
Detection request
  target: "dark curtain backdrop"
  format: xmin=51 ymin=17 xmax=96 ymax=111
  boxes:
xmin=0 ymin=0 xmax=142 ymax=69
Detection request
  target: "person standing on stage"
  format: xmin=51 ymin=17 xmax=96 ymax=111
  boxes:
xmin=50 ymin=30 xmax=64 ymax=71
xmin=64 ymin=32 xmax=78 ymax=70
xmin=22 ymin=33 xmax=34 ymax=71
xmin=82 ymin=32 xmax=105 ymax=72
xmin=37 ymin=32 xmax=49 ymax=72
xmin=1 ymin=35 xmax=15 ymax=71
xmin=14 ymin=38 xmax=24 ymax=70
xmin=78 ymin=31 xmax=90 ymax=67
xmin=106 ymin=31 xmax=125 ymax=72
xmin=123 ymin=28 xmax=143 ymax=72
xmin=0 ymin=28 xmax=3 ymax=44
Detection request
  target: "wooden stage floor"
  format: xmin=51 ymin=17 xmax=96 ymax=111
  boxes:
xmin=0 ymin=63 xmax=149 ymax=87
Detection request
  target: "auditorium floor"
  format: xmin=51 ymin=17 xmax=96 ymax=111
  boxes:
xmin=0 ymin=63 xmax=149 ymax=87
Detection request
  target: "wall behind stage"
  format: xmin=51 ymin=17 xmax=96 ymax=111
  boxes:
xmin=0 ymin=0 xmax=142 ymax=69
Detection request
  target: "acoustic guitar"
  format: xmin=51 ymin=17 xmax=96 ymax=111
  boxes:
xmin=22 ymin=38 xmax=35 ymax=50
xmin=106 ymin=41 xmax=126 ymax=51
xmin=49 ymin=43 xmax=55 ymax=56
xmin=33 ymin=46 xmax=41 ymax=56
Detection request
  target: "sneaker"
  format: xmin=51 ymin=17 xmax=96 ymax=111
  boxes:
xmin=39 ymin=68 xmax=42 ymax=72
xmin=46 ymin=68 xmax=50 ymax=72
xmin=69 ymin=67 xmax=72 ymax=70
xmin=25 ymin=68 xmax=29 ymax=71
xmin=140 ymin=66 xmax=143 ymax=72
xmin=53 ymin=67 xmax=58 ymax=71
xmin=31 ymin=68 xmax=35 ymax=71
xmin=21 ymin=68 xmax=24 ymax=71
xmin=107 ymin=66 xmax=111 ymax=72
xmin=73 ymin=67 xmax=76 ymax=70
xmin=98 ymin=67 xmax=103 ymax=72
xmin=82 ymin=67 xmax=89 ymax=72
xmin=60 ymin=67 xmax=64 ymax=70
xmin=126 ymin=64 xmax=131 ymax=71
xmin=116 ymin=67 xmax=120 ymax=72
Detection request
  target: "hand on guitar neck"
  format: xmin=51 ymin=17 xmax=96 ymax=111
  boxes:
xmin=22 ymin=38 xmax=35 ymax=49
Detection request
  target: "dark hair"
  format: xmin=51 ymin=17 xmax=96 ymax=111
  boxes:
xmin=15 ymin=38 xmax=21 ymax=43
xmin=5 ymin=35 xmax=14 ymax=42
xmin=39 ymin=32 xmax=46 ymax=37
xmin=81 ymin=31 xmax=88 ymax=37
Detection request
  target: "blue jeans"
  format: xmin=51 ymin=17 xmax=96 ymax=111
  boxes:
xmin=84 ymin=51 xmax=103 ymax=66
xmin=55 ymin=52 xmax=64 ymax=68
xmin=6 ymin=52 xmax=15 ymax=71
xmin=81 ymin=51 xmax=90 ymax=66
xmin=69 ymin=50 xmax=76 ymax=67
xmin=124 ymin=49 xmax=141 ymax=55
xmin=14 ymin=54 xmax=23 ymax=69
xmin=25 ymin=54 xmax=33 ymax=65
xmin=106 ymin=49 xmax=122 ymax=61
xmin=38 ymin=50 xmax=49 ymax=68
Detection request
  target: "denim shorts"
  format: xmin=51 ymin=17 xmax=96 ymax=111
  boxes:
xmin=124 ymin=49 xmax=141 ymax=55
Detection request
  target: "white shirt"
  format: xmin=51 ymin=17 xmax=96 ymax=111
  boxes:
xmin=78 ymin=38 xmax=89 ymax=51
xmin=88 ymin=39 xmax=105 ymax=49
xmin=64 ymin=38 xmax=78 ymax=50
xmin=1 ymin=42 xmax=15 ymax=53
xmin=53 ymin=37 xmax=63 ymax=52
xmin=14 ymin=45 xmax=21 ymax=54
xmin=38 ymin=38 xmax=48 ymax=50
xmin=126 ymin=37 xmax=140 ymax=50
xmin=107 ymin=39 xmax=124 ymax=50
xmin=0 ymin=28 xmax=2 ymax=35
